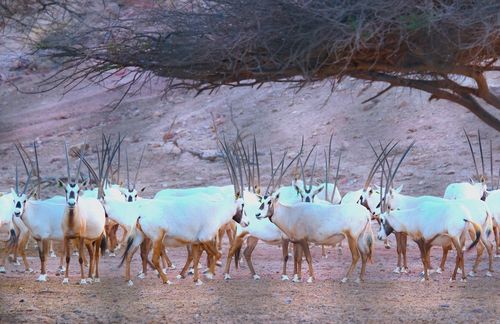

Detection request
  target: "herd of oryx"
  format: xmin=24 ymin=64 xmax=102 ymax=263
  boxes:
xmin=0 ymin=129 xmax=499 ymax=287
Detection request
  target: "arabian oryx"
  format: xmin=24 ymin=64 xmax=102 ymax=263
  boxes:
xmin=121 ymin=139 xmax=249 ymax=285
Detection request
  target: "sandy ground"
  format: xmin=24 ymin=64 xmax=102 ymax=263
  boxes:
xmin=1 ymin=7 xmax=500 ymax=322
xmin=0 ymin=234 xmax=499 ymax=323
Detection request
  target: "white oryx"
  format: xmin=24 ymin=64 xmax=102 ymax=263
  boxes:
xmin=256 ymin=191 xmax=373 ymax=283
xmin=0 ymin=192 xmax=17 ymax=274
xmin=122 ymin=140 xmax=249 ymax=286
xmin=377 ymin=200 xmax=483 ymax=282
xmin=58 ymin=140 xmax=110 ymax=285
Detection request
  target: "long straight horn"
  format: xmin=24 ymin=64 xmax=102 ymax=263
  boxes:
xmin=331 ymin=151 xmax=342 ymax=203
xmin=490 ymin=139 xmax=494 ymax=189
xmin=478 ymin=130 xmax=485 ymax=177
xmin=133 ymin=145 xmax=146 ymax=189
xmin=364 ymin=140 xmax=397 ymax=190
xmin=33 ymin=141 xmax=41 ymax=198
xmin=388 ymin=141 xmax=416 ymax=189
xmin=15 ymin=162 xmax=19 ymax=194
xmin=126 ymin=149 xmax=131 ymax=190
xmin=464 ymin=129 xmax=479 ymax=179
xmin=276 ymin=139 xmax=304 ymax=189
xmin=309 ymin=152 xmax=317 ymax=191
xmin=22 ymin=169 xmax=32 ymax=195
xmin=254 ymin=136 xmax=260 ymax=191
xmin=64 ymin=140 xmax=71 ymax=182
xmin=324 ymin=149 xmax=329 ymax=201
xmin=117 ymin=135 xmax=121 ymax=185
xmin=75 ymin=139 xmax=86 ymax=182
xmin=264 ymin=149 xmax=274 ymax=195
xmin=14 ymin=143 xmax=30 ymax=177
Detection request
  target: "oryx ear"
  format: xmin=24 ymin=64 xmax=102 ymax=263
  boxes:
xmin=256 ymin=194 xmax=263 ymax=200
xmin=254 ymin=186 xmax=261 ymax=195
xmin=312 ymin=184 xmax=324 ymax=196
xmin=140 ymin=186 xmax=146 ymax=193
xmin=81 ymin=179 xmax=89 ymax=188
xmin=235 ymin=191 xmax=241 ymax=199
xmin=395 ymin=184 xmax=403 ymax=193
xmin=57 ymin=179 xmax=65 ymax=188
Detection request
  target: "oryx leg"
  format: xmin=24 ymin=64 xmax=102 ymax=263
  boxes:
xmin=178 ymin=245 xmax=193 ymax=279
xmin=450 ymin=236 xmax=466 ymax=281
xmin=342 ymin=235 xmax=360 ymax=282
xmin=293 ymin=243 xmax=303 ymax=281
xmin=125 ymin=244 xmax=140 ymax=284
xmin=299 ymin=240 xmax=315 ymax=282
xmin=94 ymin=235 xmax=103 ymax=281
xmin=78 ymin=238 xmax=86 ymax=284
xmin=191 ymin=244 xmax=203 ymax=284
xmin=36 ymin=239 xmax=49 ymax=281
xmin=63 ymin=238 xmax=71 ymax=283
xmin=471 ymin=240 xmax=484 ymax=275
xmin=17 ymin=230 xmax=31 ymax=272
xmin=85 ymin=242 xmax=94 ymax=280
xmin=151 ymin=238 xmax=169 ymax=284
xmin=281 ymin=239 xmax=290 ymax=280
xmin=223 ymin=234 xmax=245 ymax=278
xmin=243 ymin=236 xmax=259 ymax=279
xmin=438 ymin=244 xmax=452 ymax=273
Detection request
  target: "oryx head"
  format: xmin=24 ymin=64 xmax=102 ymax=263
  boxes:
xmin=11 ymin=162 xmax=31 ymax=217
xmin=121 ymin=146 xmax=146 ymax=202
xmin=376 ymin=212 xmax=394 ymax=240
xmin=255 ymin=191 xmax=280 ymax=220
xmin=464 ymin=129 xmax=491 ymax=199
xmin=58 ymin=141 xmax=87 ymax=208
xmin=293 ymin=143 xmax=323 ymax=203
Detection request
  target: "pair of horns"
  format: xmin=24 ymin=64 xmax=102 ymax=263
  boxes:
xmin=464 ymin=129 xmax=495 ymax=187
xmin=324 ymin=133 xmax=342 ymax=203
xmin=218 ymin=137 xmax=245 ymax=197
xmin=126 ymin=146 xmax=146 ymax=191
xmin=14 ymin=141 xmax=40 ymax=197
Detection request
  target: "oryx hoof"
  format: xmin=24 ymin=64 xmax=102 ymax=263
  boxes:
xmin=0 ymin=266 xmax=6 ymax=273
xmin=25 ymin=268 xmax=34 ymax=274
xmin=306 ymin=277 xmax=314 ymax=283
xmin=253 ymin=274 xmax=261 ymax=281
xmin=460 ymin=278 xmax=467 ymax=283
xmin=457 ymin=268 xmax=462 ymax=274
xmin=49 ymin=251 xmax=57 ymax=258
xmin=281 ymin=275 xmax=289 ymax=281
xmin=292 ymin=274 xmax=301 ymax=283
xmin=137 ymin=272 xmax=146 ymax=279
xmin=62 ymin=277 xmax=69 ymax=284
xmin=340 ymin=277 xmax=348 ymax=283
xmin=13 ymin=260 xmax=21 ymax=266
xmin=165 ymin=280 xmax=173 ymax=285
xmin=127 ymin=280 xmax=134 ymax=287
xmin=162 ymin=268 xmax=168 ymax=275
xmin=384 ymin=242 xmax=391 ymax=249
xmin=393 ymin=267 xmax=401 ymax=274
xmin=205 ymin=272 xmax=214 ymax=280
xmin=72 ymin=251 xmax=79 ymax=256
xmin=355 ymin=278 xmax=363 ymax=284
xmin=86 ymin=278 xmax=93 ymax=284
xmin=176 ymin=274 xmax=184 ymax=280
xmin=169 ymin=264 xmax=176 ymax=270
xmin=202 ymin=268 xmax=209 ymax=274
xmin=94 ymin=278 xmax=100 ymax=283
xmin=188 ymin=268 xmax=195 ymax=275
xmin=195 ymin=279 xmax=203 ymax=286
xmin=223 ymin=273 xmax=231 ymax=281
xmin=79 ymin=279 xmax=88 ymax=285
xmin=108 ymin=252 xmax=116 ymax=257
xmin=449 ymin=277 xmax=456 ymax=282
xmin=58 ymin=266 xmax=66 ymax=273
xmin=420 ymin=277 xmax=429 ymax=283
xmin=468 ymin=271 xmax=476 ymax=277
xmin=36 ymin=274 xmax=47 ymax=282
xmin=486 ymin=271 xmax=493 ymax=277
xmin=216 ymin=260 xmax=222 ymax=267
xmin=401 ymin=267 xmax=409 ymax=274
xmin=435 ymin=268 xmax=443 ymax=274
xmin=322 ymin=254 xmax=328 ymax=259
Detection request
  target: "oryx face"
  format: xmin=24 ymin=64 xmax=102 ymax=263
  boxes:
xmin=59 ymin=180 xmax=87 ymax=208
xmin=377 ymin=213 xmax=394 ymax=240
xmin=11 ymin=189 xmax=27 ymax=217
xmin=233 ymin=197 xmax=249 ymax=227
xmin=360 ymin=187 xmax=380 ymax=215
xmin=255 ymin=192 xmax=279 ymax=220
xmin=121 ymin=187 xmax=145 ymax=202
xmin=293 ymin=180 xmax=324 ymax=203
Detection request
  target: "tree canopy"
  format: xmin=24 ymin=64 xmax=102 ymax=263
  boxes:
xmin=4 ymin=0 xmax=500 ymax=129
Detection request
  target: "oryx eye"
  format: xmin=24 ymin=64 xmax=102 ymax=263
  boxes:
xmin=267 ymin=200 xmax=271 ymax=205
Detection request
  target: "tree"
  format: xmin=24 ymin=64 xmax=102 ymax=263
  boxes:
xmin=7 ymin=0 xmax=500 ymax=129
